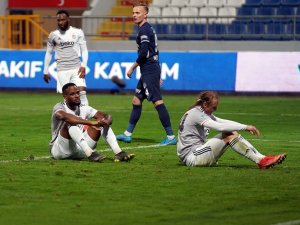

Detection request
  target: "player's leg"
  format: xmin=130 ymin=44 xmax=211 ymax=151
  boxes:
xmin=227 ymin=132 xmax=287 ymax=169
xmin=225 ymin=132 xmax=265 ymax=163
xmin=143 ymin=70 xmax=176 ymax=145
xmin=57 ymin=123 xmax=103 ymax=162
xmin=116 ymin=79 xmax=145 ymax=143
xmin=70 ymin=67 xmax=89 ymax=105
xmin=101 ymin=126 xmax=134 ymax=162
xmin=56 ymin=69 xmax=72 ymax=93
xmin=184 ymin=134 xmax=228 ymax=166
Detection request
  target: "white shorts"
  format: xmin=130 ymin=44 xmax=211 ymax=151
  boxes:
xmin=185 ymin=134 xmax=228 ymax=167
xmin=56 ymin=67 xmax=87 ymax=93
xmin=51 ymin=132 xmax=97 ymax=160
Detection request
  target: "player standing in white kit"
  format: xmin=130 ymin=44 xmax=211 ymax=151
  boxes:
xmin=43 ymin=9 xmax=89 ymax=105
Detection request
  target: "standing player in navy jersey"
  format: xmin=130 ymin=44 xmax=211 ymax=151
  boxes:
xmin=116 ymin=3 xmax=177 ymax=145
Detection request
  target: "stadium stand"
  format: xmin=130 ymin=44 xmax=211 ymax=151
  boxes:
xmin=146 ymin=0 xmax=300 ymax=40
xmin=92 ymin=0 xmax=299 ymax=41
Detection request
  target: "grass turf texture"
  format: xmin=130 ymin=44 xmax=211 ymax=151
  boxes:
xmin=0 ymin=92 xmax=299 ymax=225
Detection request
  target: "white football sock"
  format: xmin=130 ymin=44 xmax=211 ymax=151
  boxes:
xmin=229 ymin=135 xmax=265 ymax=163
xmin=124 ymin=130 xmax=132 ymax=136
xmin=79 ymin=91 xmax=89 ymax=106
xmin=69 ymin=126 xmax=93 ymax=157
xmin=102 ymin=127 xmax=122 ymax=154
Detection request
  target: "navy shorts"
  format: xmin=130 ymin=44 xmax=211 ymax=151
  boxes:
xmin=135 ymin=63 xmax=162 ymax=102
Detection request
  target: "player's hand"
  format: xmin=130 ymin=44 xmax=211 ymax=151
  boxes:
xmin=78 ymin=67 xmax=86 ymax=78
xmin=98 ymin=114 xmax=113 ymax=127
xmin=246 ymin=125 xmax=260 ymax=136
xmin=127 ymin=68 xmax=133 ymax=78
xmin=160 ymin=79 xmax=163 ymax=86
xmin=43 ymin=74 xmax=51 ymax=83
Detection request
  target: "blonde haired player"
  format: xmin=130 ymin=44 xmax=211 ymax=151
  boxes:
xmin=177 ymin=91 xmax=286 ymax=169
xmin=43 ymin=10 xmax=89 ymax=105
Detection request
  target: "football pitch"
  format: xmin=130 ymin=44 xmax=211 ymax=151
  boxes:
xmin=0 ymin=92 xmax=299 ymax=225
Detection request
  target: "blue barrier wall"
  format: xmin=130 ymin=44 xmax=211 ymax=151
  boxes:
xmin=0 ymin=50 xmax=237 ymax=92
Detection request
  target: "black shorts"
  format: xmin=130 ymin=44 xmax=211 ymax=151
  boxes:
xmin=135 ymin=63 xmax=162 ymax=102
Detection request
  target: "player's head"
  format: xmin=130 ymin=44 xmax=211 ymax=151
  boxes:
xmin=56 ymin=9 xmax=70 ymax=31
xmin=132 ymin=3 xmax=148 ymax=26
xmin=190 ymin=91 xmax=219 ymax=115
xmin=62 ymin=83 xmax=81 ymax=106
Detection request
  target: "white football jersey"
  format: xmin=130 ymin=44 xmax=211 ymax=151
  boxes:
xmin=47 ymin=26 xmax=86 ymax=71
xmin=50 ymin=101 xmax=97 ymax=148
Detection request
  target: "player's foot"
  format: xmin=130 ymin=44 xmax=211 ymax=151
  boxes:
xmin=88 ymin=151 xmax=106 ymax=162
xmin=116 ymin=134 xmax=132 ymax=143
xmin=257 ymin=153 xmax=287 ymax=169
xmin=159 ymin=136 xmax=177 ymax=146
xmin=114 ymin=151 xmax=135 ymax=162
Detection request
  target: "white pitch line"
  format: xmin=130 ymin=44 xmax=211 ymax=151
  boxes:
xmin=271 ymin=220 xmax=300 ymax=225
xmin=1 ymin=138 xmax=299 ymax=164
xmin=0 ymin=144 xmax=162 ymax=163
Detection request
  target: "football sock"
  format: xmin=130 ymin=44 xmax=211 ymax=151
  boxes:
xmin=69 ymin=126 xmax=93 ymax=157
xmin=167 ymin=135 xmax=175 ymax=140
xmin=229 ymin=135 xmax=265 ymax=163
xmin=155 ymin=104 xmax=173 ymax=136
xmin=124 ymin=130 xmax=132 ymax=136
xmin=126 ymin=104 xmax=142 ymax=133
xmin=79 ymin=91 xmax=89 ymax=106
xmin=102 ymin=127 xmax=122 ymax=154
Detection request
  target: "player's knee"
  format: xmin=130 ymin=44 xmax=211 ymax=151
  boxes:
xmin=153 ymin=100 xmax=164 ymax=107
xmin=222 ymin=131 xmax=239 ymax=143
xmin=132 ymin=96 xmax=142 ymax=105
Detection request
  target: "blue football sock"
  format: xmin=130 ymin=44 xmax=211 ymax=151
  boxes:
xmin=126 ymin=104 xmax=142 ymax=133
xmin=155 ymin=104 xmax=173 ymax=136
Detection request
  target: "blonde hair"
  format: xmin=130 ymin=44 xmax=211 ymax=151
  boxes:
xmin=189 ymin=91 xmax=219 ymax=109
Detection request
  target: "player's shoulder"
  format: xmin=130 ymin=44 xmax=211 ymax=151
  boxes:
xmin=140 ymin=22 xmax=152 ymax=32
xmin=48 ymin=29 xmax=59 ymax=38
xmin=53 ymin=102 xmax=65 ymax=111
xmin=69 ymin=26 xmax=84 ymax=34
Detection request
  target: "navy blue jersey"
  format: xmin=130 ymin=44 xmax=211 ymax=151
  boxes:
xmin=136 ymin=22 xmax=159 ymax=67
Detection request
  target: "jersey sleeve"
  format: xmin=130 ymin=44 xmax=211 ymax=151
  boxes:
xmin=53 ymin=103 xmax=65 ymax=116
xmin=203 ymin=116 xmax=247 ymax=132
xmin=43 ymin=32 xmax=55 ymax=74
xmin=83 ymin=105 xmax=98 ymax=119
xmin=77 ymin=29 xmax=88 ymax=67
xmin=136 ymin=27 xmax=150 ymax=65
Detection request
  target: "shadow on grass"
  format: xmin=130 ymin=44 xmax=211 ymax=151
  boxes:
xmin=176 ymin=162 xmax=258 ymax=169
xmin=132 ymin=137 xmax=157 ymax=143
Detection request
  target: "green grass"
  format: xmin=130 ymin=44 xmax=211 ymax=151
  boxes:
xmin=0 ymin=92 xmax=299 ymax=225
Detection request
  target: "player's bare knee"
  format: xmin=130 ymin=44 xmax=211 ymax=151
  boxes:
xmin=132 ymin=96 xmax=142 ymax=105
xmin=222 ymin=131 xmax=239 ymax=143
xmin=87 ymin=127 xmax=101 ymax=140
xmin=153 ymin=100 xmax=164 ymax=107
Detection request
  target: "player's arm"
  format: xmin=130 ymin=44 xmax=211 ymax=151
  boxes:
xmin=43 ymin=41 xmax=54 ymax=83
xmin=78 ymin=29 xmax=88 ymax=78
xmin=55 ymin=110 xmax=101 ymax=127
xmin=203 ymin=118 xmax=260 ymax=136
xmin=214 ymin=116 xmax=260 ymax=135
xmin=93 ymin=111 xmax=113 ymax=127
xmin=136 ymin=41 xmax=149 ymax=64
xmin=127 ymin=42 xmax=149 ymax=78
xmin=127 ymin=62 xmax=139 ymax=78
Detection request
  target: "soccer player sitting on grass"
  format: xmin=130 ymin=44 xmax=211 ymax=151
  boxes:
xmin=49 ymin=82 xmax=134 ymax=162
xmin=177 ymin=91 xmax=287 ymax=169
